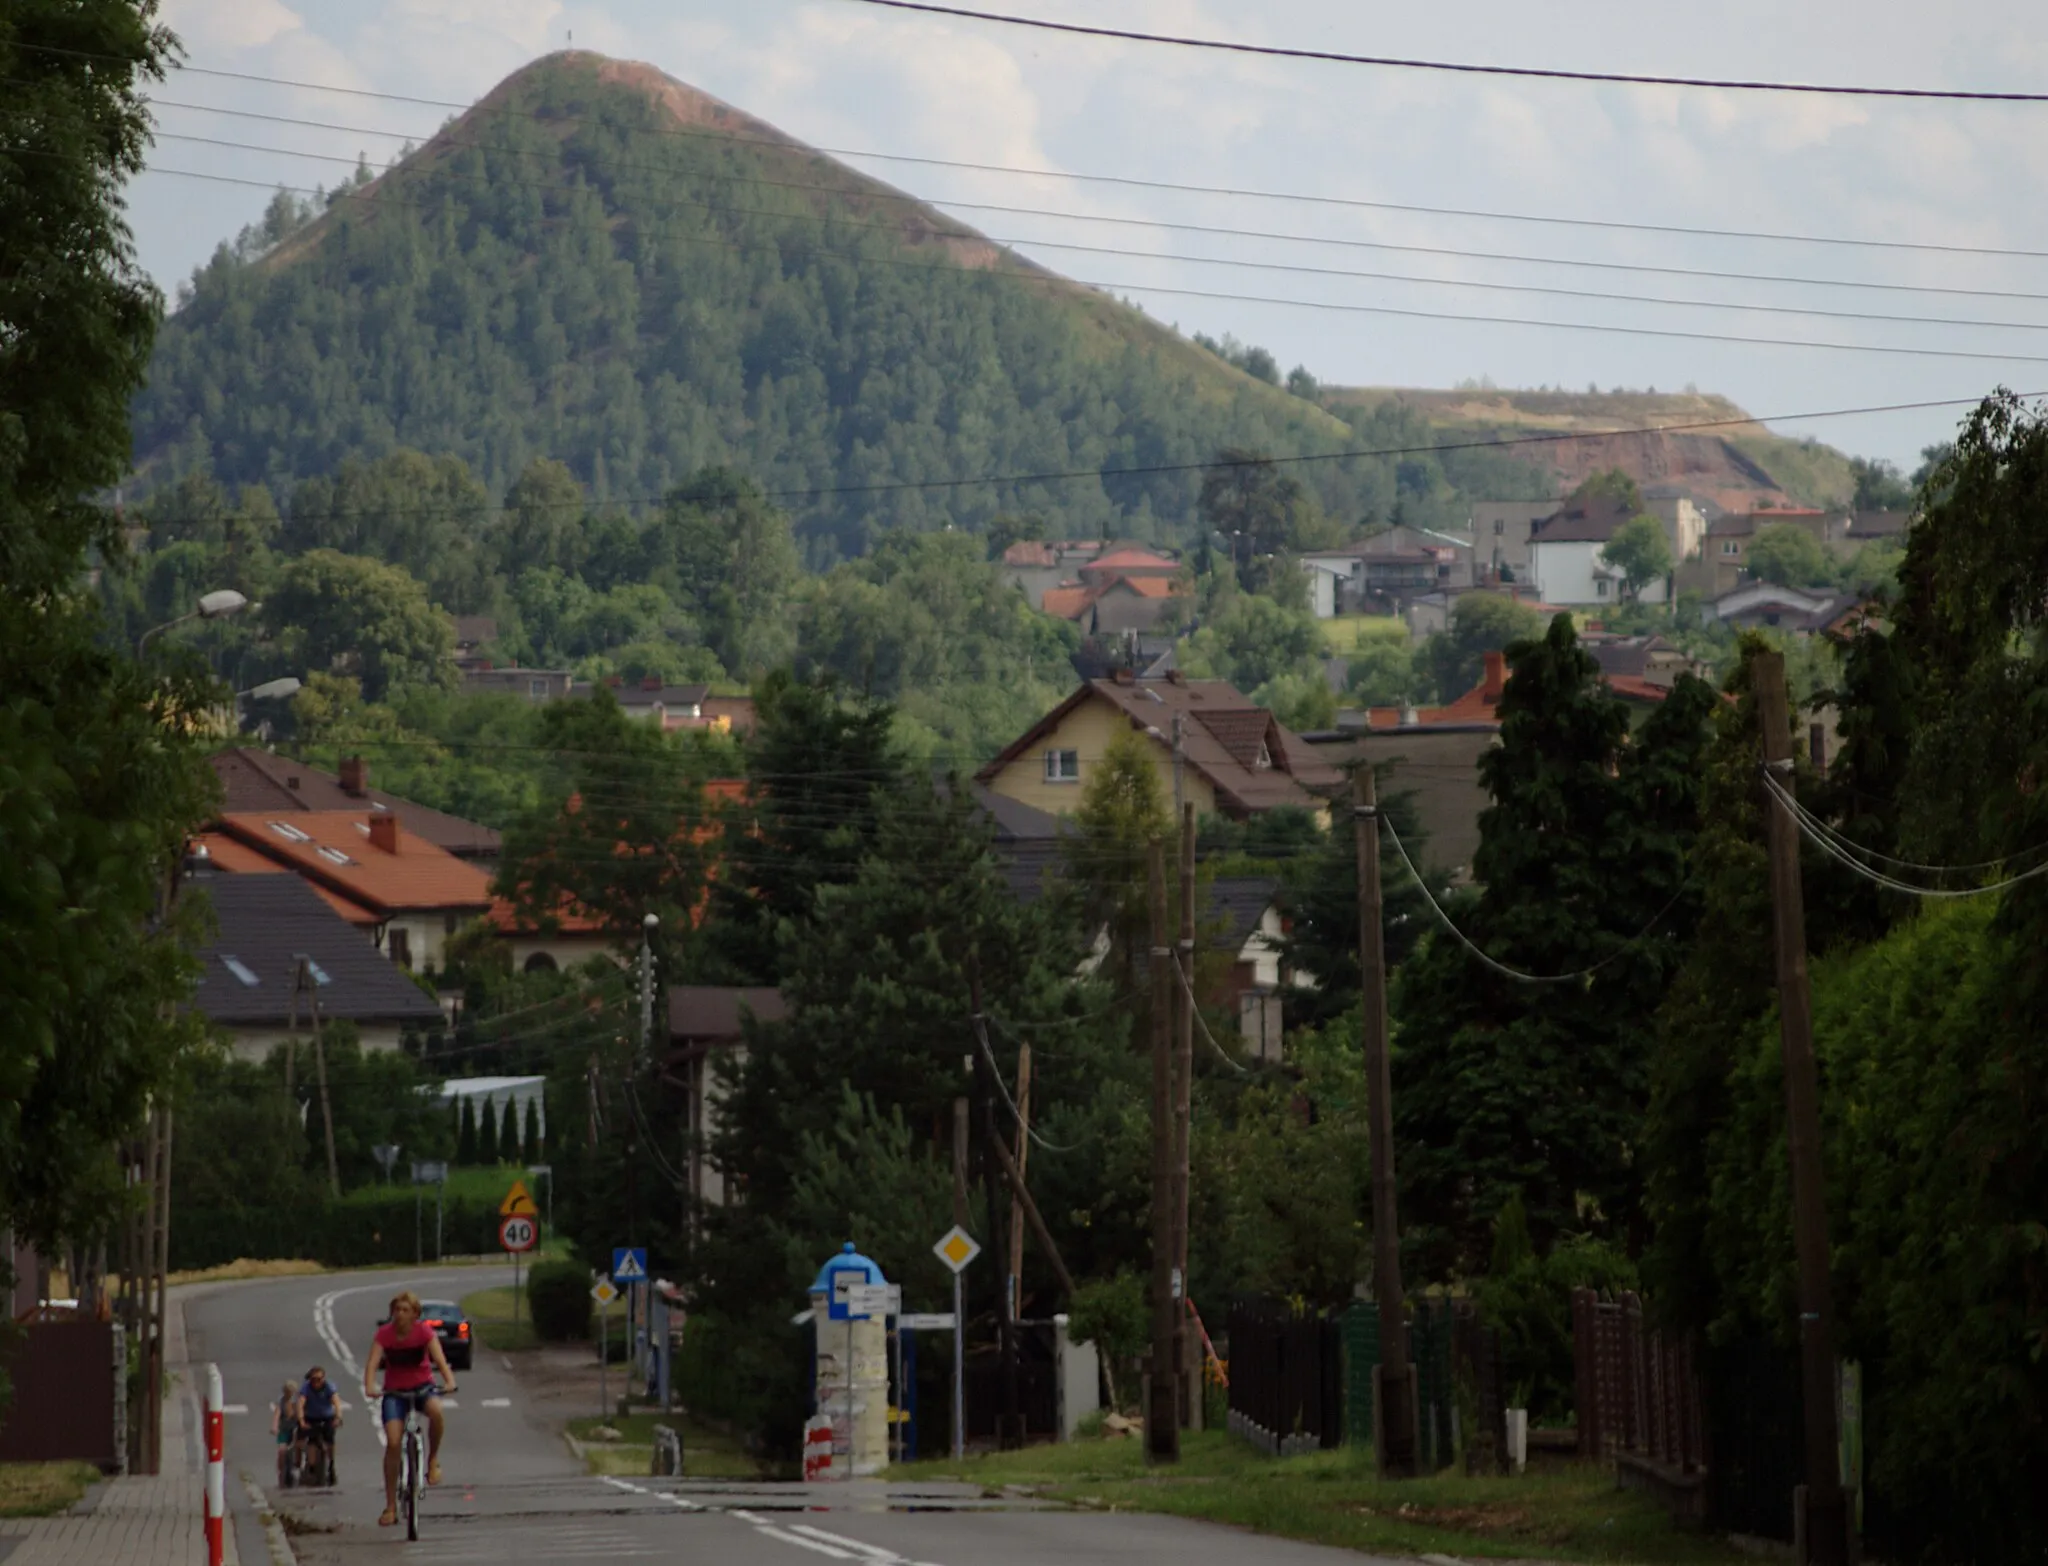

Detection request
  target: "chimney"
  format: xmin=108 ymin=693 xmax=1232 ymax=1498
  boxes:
xmin=641 ymin=675 xmax=663 ymax=691
xmin=338 ymin=755 xmax=368 ymax=796
xmin=1164 ymin=668 xmax=1185 ymax=685
xmin=1399 ymin=702 xmax=1419 ymax=728
xmin=605 ymin=674 xmax=623 ymax=689
xmin=1482 ymin=650 xmax=1507 ymax=705
xmin=367 ymin=813 xmax=401 ymax=855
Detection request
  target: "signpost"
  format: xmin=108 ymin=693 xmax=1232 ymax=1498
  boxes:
xmin=612 ymin=1249 xmax=648 ymax=1389
xmin=932 ymin=1225 xmax=980 ymax=1460
xmin=410 ymin=1160 xmax=447 ymax=1264
xmin=592 ymin=1277 xmax=619 ymax=1418
xmin=501 ymin=1183 xmax=541 ymax=1335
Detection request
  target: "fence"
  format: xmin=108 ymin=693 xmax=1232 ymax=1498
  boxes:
xmin=1342 ymin=1298 xmax=1459 ymax=1470
xmin=1571 ymin=1289 xmax=1708 ymax=1524
xmin=0 ymin=1318 xmax=124 ymax=1468
xmin=1225 ymin=1300 xmax=1343 ymax=1455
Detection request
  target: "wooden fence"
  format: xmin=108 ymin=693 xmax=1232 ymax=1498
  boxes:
xmin=1571 ymin=1289 xmax=1708 ymax=1523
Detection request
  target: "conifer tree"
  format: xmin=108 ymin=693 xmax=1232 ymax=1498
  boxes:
xmin=499 ymin=1096 xmax=522 ymax=1163
xmin=457 ymin=1098 xmax=478 ymax=1164
xmin=522 ymin=1096 xmax=542 ymax=1162
xmin=478 ymin=1096 xmax=499 ymax=1162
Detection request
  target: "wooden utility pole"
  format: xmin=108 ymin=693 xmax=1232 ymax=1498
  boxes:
xmin=952 ymin=1092 xmax=971 ymax=1230
xmin=1354 ymin=765 xmax=1417 ymax=1477
xmin=137 ymin=1105 xmax=161 ymax=1474
xmin=298 ymin=960 xmax=341 ymax=1200
xmin=1754 ymin=651 xmax=1850 ymax=1566
xmin=1007 ymin=1042 xmax=1032 ymax=1315
xmin=1146 ymin=838 xmax=1180 ymax=1460
xmin=1175 ymin=800 xmax=1196 ymax=1427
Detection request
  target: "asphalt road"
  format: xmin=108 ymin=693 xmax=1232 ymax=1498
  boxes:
xmin=186 ymin=1267 xmax=1400 ymax=1566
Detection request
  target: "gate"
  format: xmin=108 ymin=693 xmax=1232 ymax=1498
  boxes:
xmin=1225 ymin=1299 xmax=1342 ymax=1454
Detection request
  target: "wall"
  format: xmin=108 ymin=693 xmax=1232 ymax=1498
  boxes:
xmin=223 ymin=1022 xmax=405 ymax=1063
xmin=983 ymin=697 xmax=1219 ymax=819
xmin=1313 ymin=727 xmax=1500 ymax=876
xmin=505 ymin=933 xmax=614 ymax=974
xmin=0 ymin=1319 xmax=121 ymax=1467
xmin=1530 ymin=540 xmax=1669 ymax=607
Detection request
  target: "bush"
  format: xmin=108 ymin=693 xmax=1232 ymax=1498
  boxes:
xmin=526 ymin=1259 xmax=592 ymax=1342
xmin=170 ymin=1193 xmax=505 ymax=1271
xmin=1473 ymin=1193 xmax=1636 ymax=1422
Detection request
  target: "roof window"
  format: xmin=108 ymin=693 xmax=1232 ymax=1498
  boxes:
xmin=219 ymin=955 xmax=261 ymax=987
xmin=305 ymin=959 xmax=332 ymax=987
xmin=316 ymin=846 xmax=356 ymax=866
xmin=268 ymin=821 xmax=312 ymax=842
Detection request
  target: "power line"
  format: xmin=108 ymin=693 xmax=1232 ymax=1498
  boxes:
xmin=1760 ymin=771 xmax=2048 ymax=897
xmin=973 ymin=1012 xmax=1083 ymax=1152
xmin=129 ymin=95 xmax=2048 ymax=304
xmin=132 ymin=130 xmax=2048 ymax=335
xmin=832 ymin=0 xmax=2048 ymax=104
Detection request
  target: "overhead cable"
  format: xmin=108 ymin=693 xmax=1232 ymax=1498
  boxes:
xmin=1760 ymin=771 xmax=2048 ymax=897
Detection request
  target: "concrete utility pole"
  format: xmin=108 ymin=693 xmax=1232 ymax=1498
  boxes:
xmin=1175 ymin=800 xmax=1196 ymax=1427
xmin=297 ymin=960 xmax=341 ymax=1201
xmin=1754 ymin=651 xmax=1850 ymax=1566
xmin=1145 ymin=838 xmax=1180 ymax=1461
xmin=1354 ymin=765 xmax=1417 ymax=1478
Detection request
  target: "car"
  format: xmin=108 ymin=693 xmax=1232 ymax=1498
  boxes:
xmin=419 ymin=1300 xmax=474 ymax=1371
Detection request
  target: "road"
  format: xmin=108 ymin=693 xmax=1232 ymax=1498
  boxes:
xmin=186 ymin=1268 xmax=1397 ymax=1565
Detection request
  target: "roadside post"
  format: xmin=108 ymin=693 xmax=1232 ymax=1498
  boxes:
xmin=612 ymin=1248 xmax=648 ymax=1403
xmin=592 ymin=1277 xmax=619 ymax=1419
xmin=932 ymin=1225 xmax=981 ymax=1459
xmin=501 ymin=1182 xmax=539 ymax=1333
xmin=810 ymin=1244 xmax=891 ymax=1477
xmin=203 ymin=1362 xmax=224 ymax=1566
xmin=410 ymin=1160 xmax=447 ymax=1266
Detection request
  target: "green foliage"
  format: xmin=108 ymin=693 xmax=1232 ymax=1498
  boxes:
xmin=1063 ymin=726 xmax=1171 ymax=998
xmin=1394 ymin=617 xmax=1716 ymax=1271
xmin=1178 ymin=591 xmax=1328 ymax=692
xmin=1068 ymin=1270 xmax=1147 ymax=1371
xmin=1743 ymin=523 xmax=1834 ymax=589
xmin=497 ymin=1094 xmax=522 ymax=1162
xmin=525 ymin=1259 xmax=592 ymax=1342
xmin=1422 ymin=593 xmax=1546 ymax=703
xmin=1564 ymin=468 xmax=1645 ymax=514
xmin=478 ymin=1095 xmax=499 ymax=1160
xmin=522 ymin=1096 xmax=542 ymax=1162
xmin=264 ymin=548 xmax=456 ymax=699
xmin=1344 ymin=640 xmax=1416 ymax=706
xmin=1473 ymin=1193 xmax=1636 ymax=1420
xmin=134 ymin=55 xmax=1390 ymax=554
xmin=457 ymin=1099 xmax=478 ymax=1164
xmin=1599 ymin=515 xmax=1672 ymax=602
xmin=1848 ymin=455 xmax=1914 ymax=512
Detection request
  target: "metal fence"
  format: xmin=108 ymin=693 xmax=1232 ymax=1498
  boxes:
xmin=1225 ymin=1300 xmax=1343 ymax=1455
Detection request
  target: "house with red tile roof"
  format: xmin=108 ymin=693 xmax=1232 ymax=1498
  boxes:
xmin=209 ymin=811 xmax=495 ymax=973
xmin=210 ymin=749 xmax=501 ymax=864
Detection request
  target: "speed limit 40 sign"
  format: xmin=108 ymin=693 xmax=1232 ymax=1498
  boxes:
xmin=499 ymin=1213 xmax=539 ymax=1253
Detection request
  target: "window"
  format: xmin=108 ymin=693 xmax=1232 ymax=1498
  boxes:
xmin=1043 ymin=748 xmax=1080 ymax=783
xmin=1596 ymin=579 xmax=1610 ymax=598
xmin=1255 ymin=741 xmax=1273 ymax=770
xmin=304 ymin=959 xmax=332 ymax=987
xmin=316 ymin=846 xmax=355 ymax=866
xmin=388 ymin=928 xmax=413 ymax=970
xmin=1722 ymin=541 xmax=1741 ymax=556
xmin=267 ymin=821 xmax=312 ymax=843
xmin=1494 ymin=518 xmax=1505 ymax=535
xmin=528 ymin=677 xmax=549 ymax=700
xmin=219 ymin=955 xmax=260 ymax=987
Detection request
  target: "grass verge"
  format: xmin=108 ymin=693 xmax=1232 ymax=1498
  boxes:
xmin=894 ymin=1432 xmax=1750 ymax=1564
xmin=1321 ymin=615 xmax=1409 ymax=654
xmin=0 ymin=1461 xmax=99 ymax=1518
xmin=460 ymin=1285 xmax=539 ymax=1351
xmin=567 ymin=1412 xmax=765 ymax=1480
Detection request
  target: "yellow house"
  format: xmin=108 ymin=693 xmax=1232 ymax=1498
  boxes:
xmin=976 ymin=673 xmax=1344 ymax=820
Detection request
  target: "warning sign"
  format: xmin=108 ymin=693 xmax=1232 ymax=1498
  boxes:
xmin=498 ymin=1179 xmax=538 ymax=1217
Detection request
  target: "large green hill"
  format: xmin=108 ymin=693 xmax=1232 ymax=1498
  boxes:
xmin=137 ymin=52 xmax=1531 ymax=557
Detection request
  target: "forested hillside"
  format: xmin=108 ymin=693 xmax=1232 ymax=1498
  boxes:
xmin=135 ymin=51 xmax=1532 ymax=558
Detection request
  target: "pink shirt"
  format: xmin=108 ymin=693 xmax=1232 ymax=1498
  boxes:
xmin=375 ymin=1321 xmax=436 ymax=1391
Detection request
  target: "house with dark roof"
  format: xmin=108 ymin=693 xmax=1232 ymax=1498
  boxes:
xmin=209 ymin=749 xmax=501 ymax=865
xmin=1526 ymin=497 xmax=1667 ymax=607
xmin=977 ymin=673 xmax=1345 ymax=823
xmin=664 ymin=986 xmax=791 ymax=1206
xmin=1200 ymin=875 xmax=1302 ymax=1062
xmin=186 ymin=875 xmax=444 ymax=1060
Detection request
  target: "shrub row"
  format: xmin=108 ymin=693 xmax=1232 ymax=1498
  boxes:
xmin=171 ymin=1193 xmax=507 ymax=1272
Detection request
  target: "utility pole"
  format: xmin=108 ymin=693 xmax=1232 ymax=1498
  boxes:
xmin=1354 ymin=765 xmax=1416 ymax=1478
xmin=1175 ymin=800 xmax=1196 ymax=1428
xmin=298 ymin=959 xmax=340 ymax=1200
xmin=952 ymin=1090 xmax=971 ymax=1230
xmin=1145 ymin=837 xmax=1181 ymax=1461
xmin=1007 ymin=1042 xmax=1032 ymax=1324
xmin=968 ymin=968 xmax=1021 ymax=1450
xmin=1754 ymin=651 xmax=1849 ymax=1566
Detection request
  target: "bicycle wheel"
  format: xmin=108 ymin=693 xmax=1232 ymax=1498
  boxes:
xmin=402 ymin=1429 xmax=420 ymax=1541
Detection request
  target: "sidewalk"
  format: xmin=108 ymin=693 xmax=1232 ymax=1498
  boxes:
xmin=0 ymin=1294 xmax=237 ymax=1566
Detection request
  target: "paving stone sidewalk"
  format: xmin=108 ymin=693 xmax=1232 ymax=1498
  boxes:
xmin=0 ymin=1293 xmax=237 ymax=1566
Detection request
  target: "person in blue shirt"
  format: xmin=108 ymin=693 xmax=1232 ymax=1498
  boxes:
xmin=296 ymin=1366 xmax=343 ymax=1483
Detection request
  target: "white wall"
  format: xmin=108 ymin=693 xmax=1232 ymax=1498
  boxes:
xmin=1530 ymin=540 xmax=1669 ymax=607
xmin=223 ymin=1022 xmax=404 ymax=1063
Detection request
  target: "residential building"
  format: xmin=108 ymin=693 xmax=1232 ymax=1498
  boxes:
xmin=1076 ymin=545 xmax=1180 ymax=589
xmin=1036 ymin=545 xmax=1186 ymax=635
xmin=209 ymin=749 xmax=502 ymax=867
xmin=1700 ymin=580 xmax=1835 ymax=630
xmin=450 ymin=615 xmax=499 ymax=670
xmin=1297 ymin=527 xmax=1475 ymax=618
xmin=1698 ymin=507 xmax=1848 ymax=593
xmin=488 ymin=898 xmax=612 ymax=974
xmin=1467 ymin=500 xmax=1560 ymax=584
xmin=1645 ymin=493 xmax=1710 ymax=565
xmin=209 ymin=811 xmax=496 ymax=972
xmin=1527 ymin=496 xmax=1668 ymax=606
xmin=1845 ymin=510 xmax=1910 ymax=546
xmin=1001 ymin=539 xmax=1109 ymax=609
xmin=185 ymin=873 xmax=445 ymax=1060
xmin=977 ymin=673 xmax=1345 ymax=821
xmin=665 ymin=985 xmax=791 ymax=1206
xmin=572 ymin=677 xmax=714 ymax=725
xmin=1579 ymin=631 xmax=1706 ymax=689
xmin=459 ymin=665 xmax=575 ymax=703
xmin=1201 ymin=876 xmax=1301 ymax=1062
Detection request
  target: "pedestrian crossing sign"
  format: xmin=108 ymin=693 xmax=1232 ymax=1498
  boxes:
xmin=612 ymin=1246 xmax=648 ymax=1282
xmin=498 ymin=1179 xmax=537 ymax=1217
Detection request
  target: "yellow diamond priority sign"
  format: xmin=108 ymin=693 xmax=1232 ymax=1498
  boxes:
xmin=932 ymin=1225 xmax=981 ymax=1275
xmin=591 ymin=1278 xmax=619 ymax=1307
xmin=499 ymin=1179 xmax=538 ymax=1217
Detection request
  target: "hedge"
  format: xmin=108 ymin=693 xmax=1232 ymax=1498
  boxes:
xmin=171 ymin=1192 xmax=508 ymax=1271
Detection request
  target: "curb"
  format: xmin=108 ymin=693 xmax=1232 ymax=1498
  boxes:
xmin=240 ymin=1475 xmax=299 ymax=1566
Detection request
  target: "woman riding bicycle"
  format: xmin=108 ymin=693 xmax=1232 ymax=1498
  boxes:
xmin=362 ymin=1290 xmax=457 ymax=1528
xmin=296 ymin=1365 xmax=343 ymax=1484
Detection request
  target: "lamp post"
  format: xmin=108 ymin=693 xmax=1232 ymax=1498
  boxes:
xmin=138 ymin=588 xmax=248 ymax=654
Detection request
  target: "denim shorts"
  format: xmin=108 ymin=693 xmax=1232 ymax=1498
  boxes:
xmin=380 ymin=1386 xmax=440 ymax=1425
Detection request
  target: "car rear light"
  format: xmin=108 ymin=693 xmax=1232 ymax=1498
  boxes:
xmin=458 ymin=1323 xmax=470 ymax=1338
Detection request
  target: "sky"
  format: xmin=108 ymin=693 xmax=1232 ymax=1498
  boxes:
xmin=131 ymin=0 xmax=2048 ymax=472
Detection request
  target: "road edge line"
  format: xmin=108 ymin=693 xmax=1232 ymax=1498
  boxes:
xmin=240 ymin=1473 xmax=300 ymax=1566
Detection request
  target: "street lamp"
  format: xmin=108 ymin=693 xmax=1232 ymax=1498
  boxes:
xmin=138 ymin=588 xmax=249 ymax=654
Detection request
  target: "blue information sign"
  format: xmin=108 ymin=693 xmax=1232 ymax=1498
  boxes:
xmin=612 ymin=1246 xmax=648 ymax=1282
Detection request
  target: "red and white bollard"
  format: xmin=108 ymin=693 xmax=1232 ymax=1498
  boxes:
xmin=204 ymin=1363 xmax=225 ymax=1566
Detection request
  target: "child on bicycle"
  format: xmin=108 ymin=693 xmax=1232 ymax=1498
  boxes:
xmin=270 ymin=1380 xmax=300 ymax=1485
xmin=362 ymin=1290 xmax=458 ymax=1528
xmin=297 ymin=1365 xmax=343 ymax=1484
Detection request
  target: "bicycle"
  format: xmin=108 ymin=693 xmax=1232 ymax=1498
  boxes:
xmin=300 ymin=1419 xmax=337 ymax=1488
xmin=397 ymin=1379 xmax=452 ymax=1541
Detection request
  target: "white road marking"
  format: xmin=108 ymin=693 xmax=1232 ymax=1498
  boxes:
xmin=790 ymin=1524 xmax=902 ymax=1559
xmin=480 ymin=1397 xmax=511 ymax=1408
xmin=222 ymin=1403 xmax=249 ymax=1415
xmin=757 ymin=1525 xmax=856 ymax=1559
